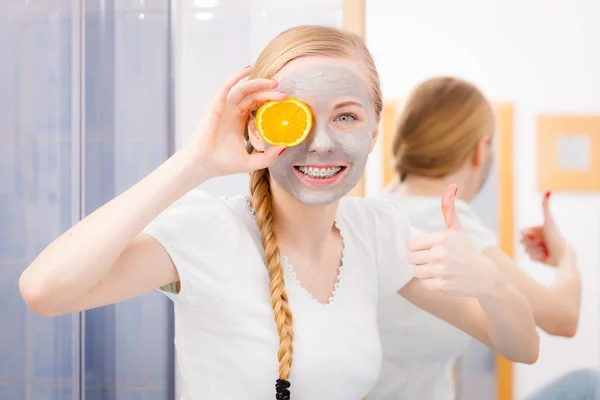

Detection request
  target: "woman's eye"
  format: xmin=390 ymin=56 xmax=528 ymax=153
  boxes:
xmin=335 ymin=113 xmax=356 ymax=123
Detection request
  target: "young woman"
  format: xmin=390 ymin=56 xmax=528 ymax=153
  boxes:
xmin=19 ymin=26 xmax=538 ymax=399
xmin=369 ymin=76 xmax=582 ymax=400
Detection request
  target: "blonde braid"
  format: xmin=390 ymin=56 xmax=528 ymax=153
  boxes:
xmin=249 ymin=165 xmax=294 ymax=399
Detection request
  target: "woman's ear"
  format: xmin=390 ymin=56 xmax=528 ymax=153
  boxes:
xmin=247 ymin=112 xmax=266 ymax=151
xmin=472 ymin=135 xmax=492 ymax=166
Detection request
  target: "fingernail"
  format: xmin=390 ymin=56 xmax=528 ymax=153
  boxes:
xmin=545 ymin=191 xmax=551 ymax=199
xmin=278 ymin=148 xmax=286 ymax=156
xmin=453 ymin=186 xmax=458 ymax=196
xmin=244 ymin=64 xmax=252 ymax=69
xmin=527 ymin=234 xmax=535 ymax=240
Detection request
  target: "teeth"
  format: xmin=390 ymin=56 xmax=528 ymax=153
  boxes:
xmin=297 ymin=166 xmax=343 ymax=178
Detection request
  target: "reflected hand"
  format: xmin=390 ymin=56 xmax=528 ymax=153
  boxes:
xmin=520 ymin=192 xmax=569 ymax=266
xmin=181 ymin=66 xmax=288 ymax=182
xmin=406 ymin=184 xmax=502 ymax=299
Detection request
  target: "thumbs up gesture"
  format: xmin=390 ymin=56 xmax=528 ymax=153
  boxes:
xmin=520 ymin=192 xmax=570 ymax=266
xmin=406 ymin=184 xmax=501 ymax=298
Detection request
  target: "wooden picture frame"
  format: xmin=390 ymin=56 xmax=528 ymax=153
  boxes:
xmin=537 ymin=115 xmax=600 ymax=191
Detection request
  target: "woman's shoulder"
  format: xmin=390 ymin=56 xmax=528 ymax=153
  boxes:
xmin=371 ymin=189 xmax=480 ymax=222
xmin=338 ymin=196 xmax=413 ymax=233
xmin=340 ymin=194 xmax=410 ymax=215
xmin=370 ymin=191 xmax=497 ymax=251
xmin=143 ymin=189 xmax=252 ymax=240
xmin=165 ymin=188 xmax=243 ymax=216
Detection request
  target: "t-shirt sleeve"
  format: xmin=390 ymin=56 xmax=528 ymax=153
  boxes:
xmin=398 ymin=199 xmax=498 ymax=252
xmin=141 ymin=189 xmax=236 ymax=306
xmin=369 ymin=199 xmax=419 ymax=296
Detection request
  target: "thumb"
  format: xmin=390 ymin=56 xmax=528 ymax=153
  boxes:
xmin=247 ymin=146 xmax=286 ymax=171
xmin=542 ymin=191 xmax=555 ymax=227
xmin=441 ymin=184 xmax=464 ymax=231
xmin=542 ymin=191 xmax=559 ymax=238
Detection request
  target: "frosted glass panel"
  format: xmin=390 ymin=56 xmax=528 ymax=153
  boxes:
xmin=83 ymin=1 xmax=172 ymax=399
xmin=1 ymin=2 xmax=173 ymax=399
xmin=0 ymin=1 xmax=78 ymax=398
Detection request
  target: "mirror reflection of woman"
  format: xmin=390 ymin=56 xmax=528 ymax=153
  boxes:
xmin=369 ymin=76 xmax=587 ymax=400
xmin=19 ymin=26 xmax=538 ymax=400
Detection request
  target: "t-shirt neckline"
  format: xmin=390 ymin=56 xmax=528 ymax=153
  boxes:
xmin=241 ymin=194 xmax=347 ymax=306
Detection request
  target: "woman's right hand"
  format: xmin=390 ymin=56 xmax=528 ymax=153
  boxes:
xmin=520 ymin=192 xmax=571 ymax=266
xmin=181 ymin=65 xmax=288 ymax=182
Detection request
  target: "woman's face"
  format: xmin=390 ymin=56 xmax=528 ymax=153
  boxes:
xmin=248 ymin=56 xmax=378 ymax=206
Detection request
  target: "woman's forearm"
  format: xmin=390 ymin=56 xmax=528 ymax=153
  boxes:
xmin=548 ymin=246 xmax=581 ymax=330
xmin=478 ymin=277 xmax=540 ymax=364
xmin=19 ymin=149 xmax=205 ymax=308
xmin=485 ymin=247 xmax=581 ymax=337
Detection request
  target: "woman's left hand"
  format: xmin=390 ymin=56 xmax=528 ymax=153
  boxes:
xmin=519 ymin=191 xmax=572 ymax=267
xmin=406 ymin=184 xmax=503 ymax=299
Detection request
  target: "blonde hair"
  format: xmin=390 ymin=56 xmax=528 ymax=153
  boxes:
xmin=393 ymin=76 xmax=495 ymax=181
xmin=244 ymin=25 xmax=382 ymax=398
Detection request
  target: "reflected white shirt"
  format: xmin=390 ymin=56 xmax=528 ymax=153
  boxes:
xmin=368 ymin=190 xmax=497 ymax=400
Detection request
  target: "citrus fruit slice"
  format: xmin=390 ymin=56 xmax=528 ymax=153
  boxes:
xmin=255 ymin=98 xmax=313 ymax=147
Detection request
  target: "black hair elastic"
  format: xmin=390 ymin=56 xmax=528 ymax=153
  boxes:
xmin=275 ymin=379 xmax=291 ymax=400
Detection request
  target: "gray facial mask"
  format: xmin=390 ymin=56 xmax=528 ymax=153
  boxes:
xmin=266 ymin=66 xmax=376 ymax=206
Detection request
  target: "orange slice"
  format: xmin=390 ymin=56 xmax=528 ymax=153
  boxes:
xmin=255 ymin=98 xmax=313 ymax=147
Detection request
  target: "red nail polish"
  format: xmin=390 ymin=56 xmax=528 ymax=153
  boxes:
xmin=278 ymin=148 xmax=286 ymax=156
xmin=545 ymin=191 xmax=551 ymax=199
xmin=542 ymin=244 xmax=549 ymax=257
xmin=527 ymin=234 xmax=535 ymax=240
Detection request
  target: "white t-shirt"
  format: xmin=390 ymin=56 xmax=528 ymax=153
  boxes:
xmin=142 ymin=189 xmax=417 ymax=400
xmin=367 ymin=191 xmax=498 ymax=400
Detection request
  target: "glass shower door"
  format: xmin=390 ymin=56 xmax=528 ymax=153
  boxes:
xmin=0 ymin=1 xmax=174 ymax=399
xmin=0 ymin=1 xmax=81 ymax=399
xmin=83 ymin=1 xmax=173 ymax=399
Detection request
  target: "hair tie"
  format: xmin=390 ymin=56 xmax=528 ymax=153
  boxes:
xmin=275 ymin=379 xmax=291 ymax=400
